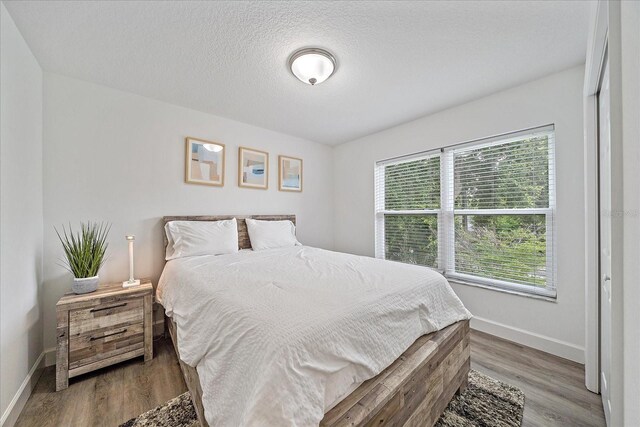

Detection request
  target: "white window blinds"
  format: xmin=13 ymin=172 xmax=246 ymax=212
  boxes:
xmin=375 ymin=125 xmax=556 ymax=298
xmin=375 ymin=151 xmax=441 ymax=269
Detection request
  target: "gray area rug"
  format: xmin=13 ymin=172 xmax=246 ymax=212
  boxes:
xmin=120 ymin=370 xmax=524 ymax=427
xmin=435 ymin=370 xmax=525 ymax=427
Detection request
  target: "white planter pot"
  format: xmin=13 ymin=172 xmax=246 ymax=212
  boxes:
xmin=72 ymin=275 xmax=99 ymax=294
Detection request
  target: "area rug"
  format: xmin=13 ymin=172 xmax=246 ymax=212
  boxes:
xmin=435 ymin=370 xmax=525 ymax=427
xmin=120 ymin=370 xmax=524 ymax=427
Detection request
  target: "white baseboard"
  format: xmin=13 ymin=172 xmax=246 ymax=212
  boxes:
xmin=0 ymin=352 xmax=46 ymax=427
xmin=471 ymin=316 xmax=585 ymax=363
xmin=44 ymin=347 xmax=56 ymax=367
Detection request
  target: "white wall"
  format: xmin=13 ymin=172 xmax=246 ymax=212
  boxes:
xmin=334 ymin=66 xmax=586 ymax=362
xmin=0 ymin=4 xmax=44 ymax=426
xmin=41 ymin=73 xmax=334 ymax=350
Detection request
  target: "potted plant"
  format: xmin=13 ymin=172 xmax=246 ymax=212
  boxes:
xmin=56 ymin=221 xmax=110 ymax=294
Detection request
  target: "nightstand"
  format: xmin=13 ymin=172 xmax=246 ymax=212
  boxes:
xmin=55 ymin=280 xmax=153 ymax=391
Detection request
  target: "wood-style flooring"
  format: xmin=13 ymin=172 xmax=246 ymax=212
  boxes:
xmin=470 ymin=330 xmax=605 ymax=427
xmin=15 ymin=331 xmax=605 ymax=427
xmin=15 ymin=338 xmax=187 ymax=427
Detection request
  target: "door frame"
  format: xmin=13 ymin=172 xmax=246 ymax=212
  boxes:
xmin=583 ymin=0 xmax=608 ymax=395
xmin=584 ymin=2 xmax=635 ymax=426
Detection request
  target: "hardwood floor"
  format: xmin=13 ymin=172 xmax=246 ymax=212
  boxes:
xmin=15 ymin=331 xmax=605 ymax=427
xmin=471 ymin=330 xmax=605 ymax=427
xmin=15 ymin=338 xmax=187 ymax=427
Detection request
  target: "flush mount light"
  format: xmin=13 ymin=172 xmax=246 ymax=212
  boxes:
xmin=288 ymin=48 xmax=336 ymax=86
xmin=203 ymin=143 xmax=223 ymax=152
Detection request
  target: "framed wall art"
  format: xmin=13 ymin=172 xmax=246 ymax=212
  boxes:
xmin=278 ymin=155 xmax=302 ymax=192
xmin=238 ymin=146 xmax=269 ymax=189
xmin=185 ymin=137 xmax=225 ymax=186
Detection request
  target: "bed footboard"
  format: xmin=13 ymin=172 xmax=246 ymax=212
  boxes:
xmin=322 ymin=320 xmax=470 ymax=427
xmin=167 ymin=317 xmax=470 ymax=427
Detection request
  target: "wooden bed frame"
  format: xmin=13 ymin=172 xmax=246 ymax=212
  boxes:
xmin=161 ymin=215 xmax=470 ymax=427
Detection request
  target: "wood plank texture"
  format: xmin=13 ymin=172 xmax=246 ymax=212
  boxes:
xmin=15 ymin=331 xmax=605 ymax=427
xmin=55 ymin=309 xmax=70 ymax=391
xmin=57 ymin=280 xmax=153 ymax=309
xmin=56 ymin=281 xmax=154 ymax=390
xmin=70 ymin=348 xmax=145 ymax=378
xmin=470 ymin=330 xmax=605 ymax=427
xmin=16 ymin=339 xmax=186 ymax=427
xmin=144 ymin=294 xmax=153 ymax=361
xmin=162 ymin=214 xmax=296 ymax=250
xmin=167 ymin=316 xmax=469 ymax=427
xmin=321 ymin=321 xmax=469 ymax=427
xmin=69 ymin=323 xmax=144 ymax=368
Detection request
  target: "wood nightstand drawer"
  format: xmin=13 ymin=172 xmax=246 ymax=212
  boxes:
xmin=69 ymin=321 xmax=144 ymax=369
xmin=70 ymin=296 xmax=144 ymax=335
xmin=56 ymin=280 xmax=153 ymax=391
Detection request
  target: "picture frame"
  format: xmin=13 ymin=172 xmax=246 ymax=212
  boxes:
xmin=185 ymin=137 xmax=225 ymax=186
xmin=238 ymin=146 xmax=269 ymax=189
xmin=278 ymin=155 xmax=303 ymax=192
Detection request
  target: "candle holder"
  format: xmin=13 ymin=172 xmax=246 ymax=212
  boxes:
xmin=122 ymin=235 xmax=141 ymax=288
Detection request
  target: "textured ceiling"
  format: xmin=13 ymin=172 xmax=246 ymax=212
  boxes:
xmin=4 ymin=1 xmax=590 ymax=145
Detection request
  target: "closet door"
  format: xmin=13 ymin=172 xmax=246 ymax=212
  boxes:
xmin=598 ymin=58 xmax=611 ymax=426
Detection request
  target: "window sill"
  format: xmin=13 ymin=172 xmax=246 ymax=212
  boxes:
xmin=447 ymin=278 xmax=558 ymax=303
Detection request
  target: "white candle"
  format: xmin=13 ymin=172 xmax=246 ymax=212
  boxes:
xmin=123 ymin=235 xmax=140 ymax=288
xmin=126 ymin=235 xmax=135 ymax=283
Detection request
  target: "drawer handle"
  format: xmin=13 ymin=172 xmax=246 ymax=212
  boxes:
xmin=90 ymin=329 xmax=127 ymax=341
xmin=90 ymin=302 xmax=127 ymax=313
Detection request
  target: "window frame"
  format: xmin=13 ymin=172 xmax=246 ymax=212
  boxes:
xmin=375 ymin=125 xmax=557 ymax=299
xmin=374 ymin=150 xmax=443 ymax=270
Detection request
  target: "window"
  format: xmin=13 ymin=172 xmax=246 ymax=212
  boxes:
xmin=375 ymin=125 xmax=556 ymax=297
xmin=375 ymin=153 xmax=441 ymax=268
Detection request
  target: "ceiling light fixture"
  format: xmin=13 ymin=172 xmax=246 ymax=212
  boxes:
xmin=203 ymin=143 xmax=223 ymax=152
xmin=288 ymin=48 xmax=336 ymax=86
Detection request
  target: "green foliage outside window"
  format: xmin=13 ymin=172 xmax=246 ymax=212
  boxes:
xmin=385 ymin=214 xmax=438 ymax=267
xmin=384 ymin=156 xmax=440 ymax=268
xmin=455 ymin=214 xmax=547 ymax=287
xmin=382 ymin=136 xmax=551 ymax=288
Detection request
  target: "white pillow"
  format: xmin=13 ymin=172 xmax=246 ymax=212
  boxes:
xmin=165 ymin=219 xmax=239 ymax=260
xmin=245 ymin=219 xmax=300 ymax=250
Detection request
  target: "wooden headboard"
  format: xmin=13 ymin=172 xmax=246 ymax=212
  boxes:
xmin=161 ymin=215 xmax=296 ymax=250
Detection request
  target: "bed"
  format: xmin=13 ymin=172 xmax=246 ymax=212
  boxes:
xmin=158 ymin=215 xmax=471 ymax=427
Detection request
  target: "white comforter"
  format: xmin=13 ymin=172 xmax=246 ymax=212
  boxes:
xmin=157 ymin=246 xmax=471 ymax=427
